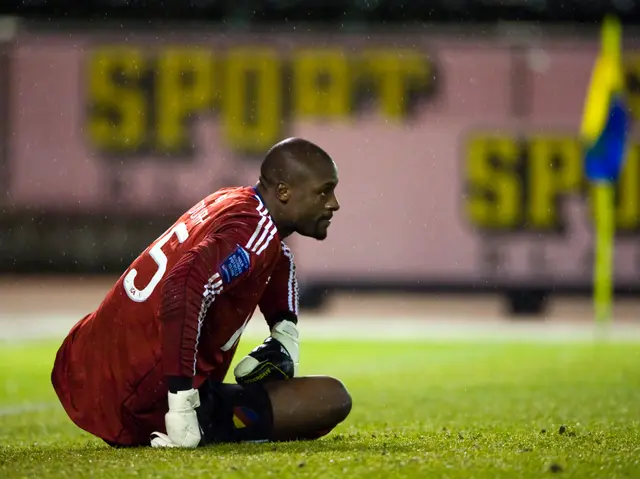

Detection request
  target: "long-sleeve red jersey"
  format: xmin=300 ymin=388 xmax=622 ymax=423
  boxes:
xmin=51 ymin=186 xmax=299 ymax=445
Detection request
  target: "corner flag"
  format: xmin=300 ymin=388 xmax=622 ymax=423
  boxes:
xmin=579 ymin=15 xmax=631 ymax=325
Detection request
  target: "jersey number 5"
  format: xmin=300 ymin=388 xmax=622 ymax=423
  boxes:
xmin=124 ymin=222 xmax=189 ymax=302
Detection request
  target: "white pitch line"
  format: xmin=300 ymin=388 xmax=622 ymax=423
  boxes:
xmin=293 ymin=317 xmax=640 ymax=342
xmin=2 ymin=314 xmax=640 ymax=342
xmin=0 ymin=402 xmax=59 ymax=417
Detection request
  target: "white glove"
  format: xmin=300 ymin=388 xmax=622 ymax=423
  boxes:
xmin=150 ymin=432 xmax=178 ymax=448
xmin=150 ymin=388 xmax=202 ymax=448
xmin=234 ymin=320 xmax=300 ymax=383
xmin=272 ymin=320 xmax=300 ymax=376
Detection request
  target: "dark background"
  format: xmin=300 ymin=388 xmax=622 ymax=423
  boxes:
xmin=2 ymin=1 xmax=640 ymax=25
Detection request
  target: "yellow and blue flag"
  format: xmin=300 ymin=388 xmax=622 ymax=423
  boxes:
xmin=581 ymin=15 xmax=630 ymax=182
xmin=579 ymin=15 xmax=631 ymax=325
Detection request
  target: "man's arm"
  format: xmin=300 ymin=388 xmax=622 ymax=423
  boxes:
xmin=159 ymin=226 xmax=253 ymax=390
xmin=259 ymin=242 xmax=299 ymax=328
xmin=234 ymin=242 xmax=300 ymax=384
xmin=152 ymin=224 xmax=255 ymax=448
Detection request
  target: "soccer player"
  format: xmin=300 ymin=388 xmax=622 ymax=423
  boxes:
xmin=51 ymin=137 xmax=351 ymax=448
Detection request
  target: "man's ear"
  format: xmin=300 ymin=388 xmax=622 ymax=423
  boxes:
xmin=277 ymin=182 xmax=291 ymax=203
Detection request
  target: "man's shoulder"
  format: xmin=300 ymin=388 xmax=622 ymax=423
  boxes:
xmin=183 ymin=186 xmax=263 ymax=227
xmin=193 ymin=186 xmax=280 ymax=256
xmin=202 ymin=186 xmax=262 ymax=212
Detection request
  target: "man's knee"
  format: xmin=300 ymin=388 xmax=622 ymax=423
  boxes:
xmin=299 ymin=375 xmax=352 ymax=435
xmin=263 ymin=375 xmax=352 ymax=441
xmin=318 ymin=376 xmax=352 ymax=425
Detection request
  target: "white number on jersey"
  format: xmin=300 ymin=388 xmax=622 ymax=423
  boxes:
xmin=124 ymin=222 xmax=189 ymax=303
xmin=220 ymin=313 xmax=252 ymax=351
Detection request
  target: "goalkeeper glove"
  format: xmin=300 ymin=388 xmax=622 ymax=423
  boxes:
xmin=150 ymin=388 xmax=202 ymax=448
xmin=234 ymin=320 xmax=299 ymax=384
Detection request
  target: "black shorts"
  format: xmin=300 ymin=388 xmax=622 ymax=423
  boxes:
xmin=104 ymin=380 xmax=272 ymax=448
xmin=195 ymin=379 xmax=272 ymax=445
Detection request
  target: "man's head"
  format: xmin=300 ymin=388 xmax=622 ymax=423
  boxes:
xmin=256 ymin=137 xmax=340 ymax=240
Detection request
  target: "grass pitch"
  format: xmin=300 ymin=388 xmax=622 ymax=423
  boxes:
xmin=1 ymin=333 xmax=639 ymax=478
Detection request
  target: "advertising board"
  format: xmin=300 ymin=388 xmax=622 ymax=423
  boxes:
xmin=4 ymin=29 xmax=640 ymax=295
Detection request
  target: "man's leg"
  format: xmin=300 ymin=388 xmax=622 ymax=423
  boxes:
xmin=196 ymin=376 xmax=352 ymax=445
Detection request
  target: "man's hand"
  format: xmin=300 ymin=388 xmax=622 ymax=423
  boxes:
xmin=234 ymin=320 xmax=300 ymax=384
xmin=150 ymin=388 xmax=202 ymax=448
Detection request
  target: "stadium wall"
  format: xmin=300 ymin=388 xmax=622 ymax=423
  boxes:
xmin=1 ymin=23 xmax=640 ymax=315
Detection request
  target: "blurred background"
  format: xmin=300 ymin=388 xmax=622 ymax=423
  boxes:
xmin=1 ymin=0 xmax=640 ymax=337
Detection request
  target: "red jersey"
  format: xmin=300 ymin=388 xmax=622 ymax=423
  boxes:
xmin=51 ymin=186 xmax=299 ymax=445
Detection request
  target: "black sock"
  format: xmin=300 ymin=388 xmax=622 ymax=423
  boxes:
xmin=196 ymin=381 xmax=274 ymax=444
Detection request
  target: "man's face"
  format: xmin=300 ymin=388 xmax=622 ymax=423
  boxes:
xmin=288 ymin=163 xmax=340 ymax=240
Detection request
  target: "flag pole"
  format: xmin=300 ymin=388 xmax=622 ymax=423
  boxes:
xmin=580 ymin=15 xmax=630 ymax=332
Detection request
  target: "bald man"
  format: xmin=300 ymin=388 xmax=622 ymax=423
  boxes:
xmin=51 ymin=138 xmax=350 ymax=448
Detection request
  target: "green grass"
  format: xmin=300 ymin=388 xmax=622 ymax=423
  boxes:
xmin=1 ymin=335 xmax=640 ymax=478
